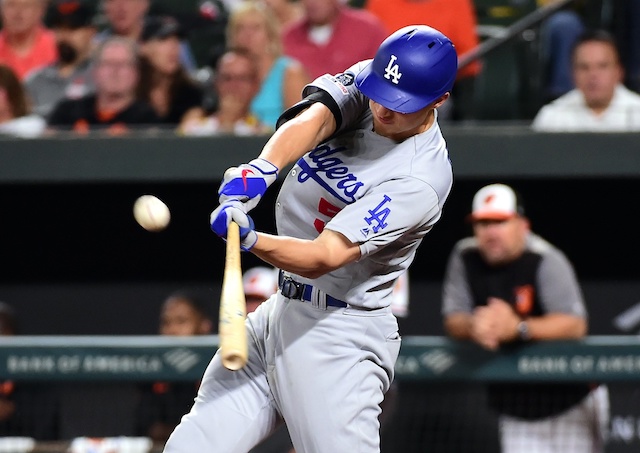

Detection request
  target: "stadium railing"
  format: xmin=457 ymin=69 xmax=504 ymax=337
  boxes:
xmin=1 ymin=336 xmax=640 ymax=452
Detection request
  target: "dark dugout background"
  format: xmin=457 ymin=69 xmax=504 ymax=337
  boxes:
xmin=0 ymin=168 xmax=638 ymax=451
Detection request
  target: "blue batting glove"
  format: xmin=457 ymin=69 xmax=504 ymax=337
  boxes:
xmin=218 ymin=158 xmax=278 ymax=212
xmin=210 ymin=200 xmax=258 ymax=251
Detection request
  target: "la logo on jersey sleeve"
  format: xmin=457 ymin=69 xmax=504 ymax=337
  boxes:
xmin=361 ymin=195 xmax=392 ymax=237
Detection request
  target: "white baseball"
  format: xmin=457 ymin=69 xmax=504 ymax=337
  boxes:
xmin=133 ymin=195 xmax=171 ymax=232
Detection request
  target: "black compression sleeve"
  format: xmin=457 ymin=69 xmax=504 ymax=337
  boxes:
xmin=275 ymin=90 xmax=342 ymax=131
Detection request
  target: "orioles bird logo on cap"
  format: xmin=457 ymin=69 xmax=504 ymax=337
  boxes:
xmin=483 ymin=194 xmax=496 ymax=205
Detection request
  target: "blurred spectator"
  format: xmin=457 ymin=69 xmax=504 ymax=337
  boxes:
xmin=0 ymin=0 xmax=57 ymax=80
xmin=137 ymin=16 xmax=203 ymax=125
xmin=260 ymin=0 xmax=303 ymax=29
xmin=47 ymin=36 xmax=159 ymax=133
xmin=0 ymin=64 xmax=45 ymax=137
xmin=538 ymin=0 xmax=586 ymax=102
xmin=135 ymin=291 xmax=212 ymax=443
xmin=0 ymin=301 xmax=58 ymax=440
xmin=180 ymin=48 xmax=269 ymax=135
xmin=243 ymin=266 xmax=278 ymax=314
xmin=441 ymin=183 xmax=609 ymax=453
xmin=158 ymin=291 xmax=213 ymax=336
xmin=532 ymin=29 xmax=640 ymax=132
xmin=282 ymin=0 xmax=386 ymax=79
xmin=97 ymin=0 xmax=197 ymax=73
xmin=226 ymin=1 xmax=309 ymax=128
xmin=24 ymin=0 xmax=96 ymax=118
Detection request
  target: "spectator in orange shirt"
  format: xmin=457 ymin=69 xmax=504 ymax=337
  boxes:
xmin=0 ymin=0 xmax=57 ymax=79
xmin=364 ymin=0 xmax=481 ymax=120
xmin=282 ymin=0 xmax=387 ymax=79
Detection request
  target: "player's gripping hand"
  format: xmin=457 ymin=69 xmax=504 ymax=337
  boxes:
xmin=218 ymin=158 xmax=279 ymax=211
xmin=210 ymin=200 xmax=258 ymax=251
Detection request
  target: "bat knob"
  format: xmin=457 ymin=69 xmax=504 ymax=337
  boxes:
xmin=222 ymin=353 xmax=247 ymax=371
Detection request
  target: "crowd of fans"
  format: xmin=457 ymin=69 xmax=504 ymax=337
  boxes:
xmin=0 ymin=0 xmax=639 ymax=138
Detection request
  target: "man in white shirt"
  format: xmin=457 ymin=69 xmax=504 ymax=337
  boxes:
xmin=532 ymin=29 xmax=640 ymax=132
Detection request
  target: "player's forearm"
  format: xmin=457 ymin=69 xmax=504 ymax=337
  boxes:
xmin=251 ymin=231 xmax=360 ymax=279
xmin=524 ymin=314 xmax=587 ymax=340
xmin=259 ymin=103 xmax=336 ymax=169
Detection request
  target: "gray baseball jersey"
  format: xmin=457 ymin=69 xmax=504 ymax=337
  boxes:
xmin=276 ymin=61 xmax=453 ymax=309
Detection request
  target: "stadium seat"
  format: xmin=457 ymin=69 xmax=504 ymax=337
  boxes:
xmin=470 ymin=0 xmax=544 ymax=120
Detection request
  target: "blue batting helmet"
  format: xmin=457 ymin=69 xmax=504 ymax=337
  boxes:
xmin=355 ymin=25 xmax=458 ymax=114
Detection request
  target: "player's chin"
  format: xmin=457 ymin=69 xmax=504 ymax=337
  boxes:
xmin=372 ymin=119 xmax=394 ymax=137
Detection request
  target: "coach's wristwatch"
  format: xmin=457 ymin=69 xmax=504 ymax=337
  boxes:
xmin=517 ymin=320 xmax=531 ymax=341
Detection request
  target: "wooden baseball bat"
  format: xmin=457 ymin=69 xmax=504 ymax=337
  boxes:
xmin=219 ymin=221 xmax=248 ymax=370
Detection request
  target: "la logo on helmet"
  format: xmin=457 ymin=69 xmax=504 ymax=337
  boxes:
xmin=384 ymin=55 xmax=402 ymax=84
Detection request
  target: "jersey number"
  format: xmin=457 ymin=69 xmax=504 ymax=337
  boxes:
xmin=314 ymin=197 xmax=341 ymax=233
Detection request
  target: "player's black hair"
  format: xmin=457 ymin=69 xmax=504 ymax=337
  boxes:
xmin=571 ymin=29 xmax=621 ymax=63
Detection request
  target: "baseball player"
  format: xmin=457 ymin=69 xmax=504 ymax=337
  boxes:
xmin=442 ymin=184 xmax=609 ymax=453
xmin=164 ymin=25 xmax=458 ymax=453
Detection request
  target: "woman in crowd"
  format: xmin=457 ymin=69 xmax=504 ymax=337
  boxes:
xmin=136 ymin=16 xmax=204 ymax=125
xmin=180 ymin=48 xmax=270 ymax=136
xmin=0 ymin=65 xmax=45 ymax=138
xmin=226 ymin=1 xmax=309 ymax=129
